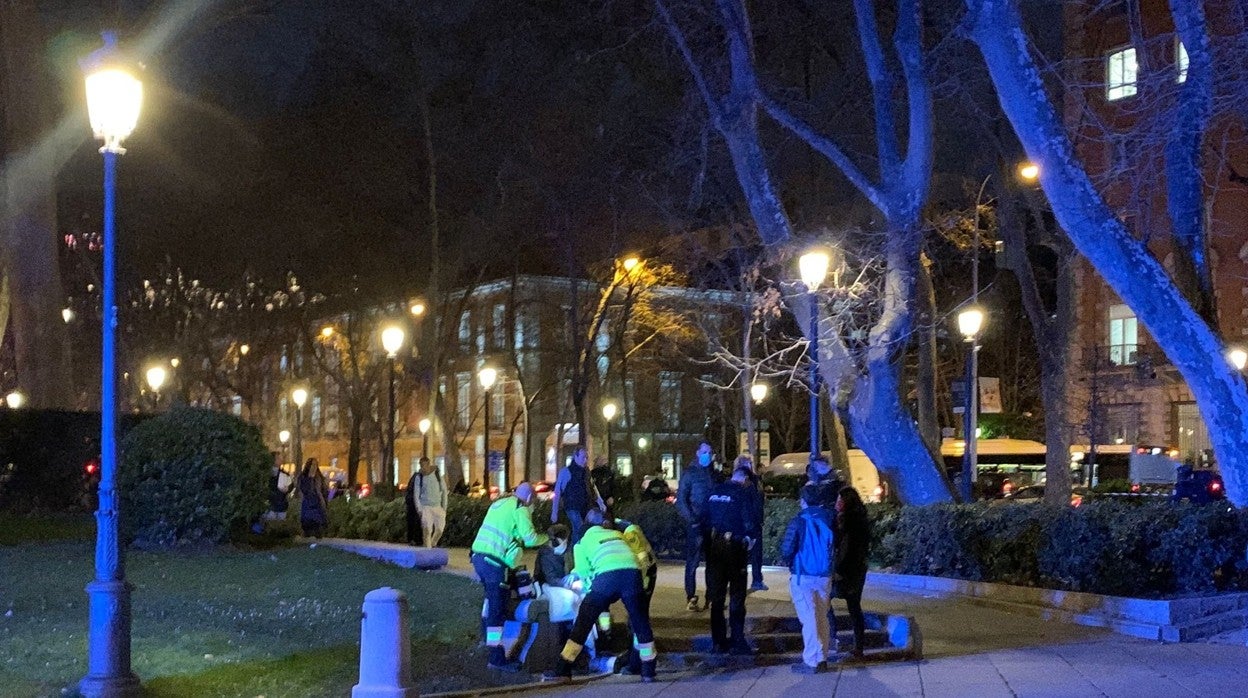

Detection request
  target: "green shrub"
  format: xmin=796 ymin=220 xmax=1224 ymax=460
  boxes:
xmin=118 ymin=408 xmax=270 ymax=548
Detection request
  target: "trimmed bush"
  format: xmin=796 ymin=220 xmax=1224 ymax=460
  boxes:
xmin=119 ymin=408 xmax=270 ymax=548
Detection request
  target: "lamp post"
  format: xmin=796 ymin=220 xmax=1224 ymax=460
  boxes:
xmin=418 ymin=418 xmax=432 ymax=460
xmin=478 ymin=367 xmax=497 ymax=492
xmin=278 ymin=429 xmax=291 ymax=466
xmin=749 ymin=382 xmax=768 ymax=467
xmin=291 ymin=387 xmax=308 ymax=471
xmin=799 ymin=249 xmax=830 ymax=459
xmin=5 ymin=391 xmax=26 ymax=409
xmin=81 ymin=31 xmax=143 ymax=698
xmin=958 ymin=307 xmax=985 ymax=502
xmin=602 ymin=402 xmax=618 ymax=468
xmin=381 ymin=325 xmax=405 ymax=487
xmin=144 ymin=365 xmax=167 ymax=412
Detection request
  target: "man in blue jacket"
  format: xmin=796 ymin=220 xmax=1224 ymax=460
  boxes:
xmin=779 ymin=484 xmax=837 ymax=674
xmin=676 ymin=440 xmax=719 ymax=611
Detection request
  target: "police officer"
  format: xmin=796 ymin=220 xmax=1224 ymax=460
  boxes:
xmin=543 ymin=509 xmax=657 ymax=683
xmin=701 ymin=464 xmax=758 ymax=655
xmin=470 ymin=482 xmax=548 ymax=672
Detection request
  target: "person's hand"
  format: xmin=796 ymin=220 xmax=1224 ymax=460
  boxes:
xmin=744 ymin=536 xmax=755 ymax=551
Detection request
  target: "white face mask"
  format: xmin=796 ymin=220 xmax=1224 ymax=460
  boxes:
xmin=553 ymin=541 xmax=568 ymax=555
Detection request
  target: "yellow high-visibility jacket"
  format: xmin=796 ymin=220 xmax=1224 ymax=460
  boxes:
xmin=471 ymin=496 xmax=547 ymax=569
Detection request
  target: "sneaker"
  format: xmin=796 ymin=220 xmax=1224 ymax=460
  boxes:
xmin=686 ymin=596 xmax=700 ymax=612
xmin=791 ymin=661 xmax=827 ymax=674
xmin=750 ymin=581 xmax=769 ymax=592
xmin=488 ymin=660 xmax=524 ymax=673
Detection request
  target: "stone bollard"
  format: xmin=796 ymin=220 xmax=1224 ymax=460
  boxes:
xmin=353 ymin=587 xmax=419 ymax=698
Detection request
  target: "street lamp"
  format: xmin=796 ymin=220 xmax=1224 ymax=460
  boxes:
xmin=1229 ymin=348 xmax=1247 ymax=371
xmin=958 ymin=306 xmax=986 ymax=502
xmin=602 ymin=402 xmax=618 ymax=468
xmin=291 ymin=387 xmax=308 ymax=471
xmin=478 ymin=367 xmax=497 ymax=492
xmin=5 ymin=391 xmax=25 ymax=409
xmin=799 ymin=248 xmax=830 ymax=459
xmin=278 ymin=429 xmax=291 ymax=464
xmin=63 ymin=308 xmax=76 ymax=323
xmin=320 ymin=325 xmax=334 ymax=338
xmin=622 ymin=256 xmax=641 ymax=273
xmin=381 ymin=325 xmax=406 ymax=486
xmin=81 ymin=30 xmax=143 ymax=698
xmin=144 ymin=365 xmax=167 ymax=411
xmin=750 ymin=382 xmax=768 ymax=405
xmin=418 ymin=417 xmax=432 ymax=460
xmin=409 ymin=301 xmax=426 ymax=317
xmin=1018 ymin=161 xmax=1040 ymax=182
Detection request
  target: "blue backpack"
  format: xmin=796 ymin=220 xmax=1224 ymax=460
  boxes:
xmin=794 ymin=512 xmax=834 ymax=577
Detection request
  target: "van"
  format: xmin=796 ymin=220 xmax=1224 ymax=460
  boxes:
xmin=765 ymin=450 xmax=883 ymax=502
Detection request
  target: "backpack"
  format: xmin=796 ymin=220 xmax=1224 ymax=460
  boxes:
xmin=793 ymin=512 xmax=834 ymax=578
xmin=417 ymin=470 xmax=442 ymax=502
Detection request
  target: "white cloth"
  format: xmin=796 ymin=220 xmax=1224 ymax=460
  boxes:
xmin=418 ymin=504 xmax=446 ymax=548
xmin=789 ymin=574 xmax=832 ymax=668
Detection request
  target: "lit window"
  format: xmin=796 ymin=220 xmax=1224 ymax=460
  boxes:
xmin=491 ymin=392 xmax=505 ymax=429
xmin=231 ymin=395 xmax=243 ymax=416
xmin=1106 ymin=47 xmax=1138 ymax=101
xmin=659 ymin=372 xmax=682 ymax=430
xmin=1107 ymin=304 xmax=1138 ymax=365
xmin=458 ymin=311 xmax=472 ymax=347
xmin=1176 ymin=41 xmax=1189 ymax=83
xmin=311 ymin=396 xmax=322 ymax=431
xmin=493 ymin=304 xmax=507 ymax=348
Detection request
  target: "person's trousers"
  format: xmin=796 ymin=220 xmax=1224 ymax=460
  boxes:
xmin=704 ymin=535 xmax=748 ymax=648
xmin=789 ymin=574 xmax=832 ymax=668
xmin=472 ymin=553 xmax=511 ymax=665
xmin=419 ymin=504 xmax=446 ymax=548
xmin=843 ymin=590 xmax=866 ymax=650
xmin=567 ymin=509 xmax=588 ymax=545
xmin=560 ymin=568 xmax=656 ymax=675
xmin=750 ymin=531 xmax=764 ymax=585
xmin=683 ymin=522 xmax=704 ymax=599
xmin=405 ymin=501 xmax=421 ymax=545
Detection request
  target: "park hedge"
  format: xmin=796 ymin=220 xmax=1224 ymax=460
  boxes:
xmin=324 ymin=494 xmax=1248 ymax=598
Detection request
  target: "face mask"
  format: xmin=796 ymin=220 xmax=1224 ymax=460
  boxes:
xmin=698 ymin=453 xmax=712 ymax=466
xmin=553 ymin=541 xmax=568 ymax=555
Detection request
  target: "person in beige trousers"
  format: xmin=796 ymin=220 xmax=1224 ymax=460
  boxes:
xmin=778 ymin=484 xmax=838 ymax=674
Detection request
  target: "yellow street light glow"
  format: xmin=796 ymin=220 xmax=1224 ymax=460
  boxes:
xmin=239 ymin=344 xmax=250 ymax=356
xmin=278 ymin=430 xmax=290 ymax=445
xmin=1229 ymin=348 xmax=1247 ymax=371
xmin=381 ymin=325 xmax=406 ymax=357
xmin=750 ymin=382 xmax=769 ymax=404
xmin=409 ymin=301 xmax=426 ymax=316
xmin=145 ymin=365 xmax=167 ymax=392
xmin=62 ymin=308 xmax=75 ymax=323
xmin=478 ymin=367 xmax=498 ymax=390
xmin=85 ymin=67 xmax=142 ymax=152
xmin=799 ymin=249 xmax=831 ymax=291
xmin=622 ymin=256 xmax=641 ymax=272
xmin=170 ymin=357 xmax=180 ymax=368
xmin=958 ymin=307 xmax=985 ymax=339
xmin=602 ymin=402 xmax=618 ymax=421
xmin=637 ymin=436 xmax=648 ymax=449
xmin=5 ymin=391 xmax=25 ymax=409
xmin=418 ymin=418 xmax=432 ymax=435
xmin=291 ymin=387 xmax=308 ymax=408
xmin=1018 ymin=162 xmax=1040 ymax=181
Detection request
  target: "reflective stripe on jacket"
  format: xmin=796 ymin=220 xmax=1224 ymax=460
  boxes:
xmin=572 ymin=525 xmax=639 ymax=593
xmin=617 ymin=519 xmax=656 ymax=570
xmin=471 ymin=496 xmax=547 ymax=568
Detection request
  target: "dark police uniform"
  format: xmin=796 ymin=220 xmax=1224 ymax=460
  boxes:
xmin=699 ymin=479 xmax=757 ymax=652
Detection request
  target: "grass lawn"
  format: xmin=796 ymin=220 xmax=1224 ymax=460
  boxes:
xmin=0 ymin=516 xmax=527 ymax=697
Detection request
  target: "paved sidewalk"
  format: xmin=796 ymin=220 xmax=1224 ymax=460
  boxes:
xmin=443 ymin=551 xmax=1248 ymax=696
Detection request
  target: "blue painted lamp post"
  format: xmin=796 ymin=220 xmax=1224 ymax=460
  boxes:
xmin=381 ymin=325 xmax=406 ymax=486
xmin=81 ymin=31 xmax=143 ymax=698
xmin=798 ymin=249 xmax=830 ymax=460
xmin=958 ymin=307 xmax=985 ymax=502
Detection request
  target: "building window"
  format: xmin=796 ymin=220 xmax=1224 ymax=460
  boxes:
xmin=1173 ymin=402 xmax=1210 ymax=464
xmin=1176 ymin=40 xmax=1189 ymax=83
xmin=311 ymin=396 xmax=322 ymax=432
xmin=1106 ymin=46 xmax=1137 ymax=101
xmin=491 ymin=391 xmax=505 ymax=429
xmin=458 ymin=311 xmax=472 ymax=348
xmin=616 ymin=453 xmax=633 ymax=477
xmin=1107 ymin=304 xmax=1138 ymax=366
xmin=659 ymin=372 xmax=682 ymax=430
xmin=456 ymin=372 xmax=471 ymax=428
xmin=1101 ymin=404 xmax=1141 ymax=445
xmin=660 ymin=453 xmax=675 ymax=479
xmin=623 ymin=378 xmax=636 ymax=429
xmin=493 ymin=304 xmax=507 ymax=349
xmin=230 ymin=395 xmax=243 ymax=416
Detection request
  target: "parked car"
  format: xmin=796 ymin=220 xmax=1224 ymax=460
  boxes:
xmin=1172 ymin=467 xmax=1226 ymax=504
xmin=993 ymin=485 xmax=1091 ymax=507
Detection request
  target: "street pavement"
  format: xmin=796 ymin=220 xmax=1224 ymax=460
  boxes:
xmin=445 ymin=552 xmax=1248 ymax=696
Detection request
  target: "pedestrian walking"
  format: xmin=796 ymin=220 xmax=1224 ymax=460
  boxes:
xmin=806 ymin=454 xmax=842 ymax=508
xmin=409 ymin=457 xmax=448 ymax=548
xmin=551 ymin=447 xmax=603 ymax=545
xmin=738 ymin=455 xmax=768 ymax=591
xmin=836 ymin=485 xmax=871 ymax=658
xmin=297 ymin=458 xmax=328 ymax=538
xmin=700 ymin=463 xmax=757 ymax=655
xmin=779 ymin=484 xmax=837 ymax=674
xmin=676 ymin=440 xmax=719 ymax=611
xmin=404 ymin=466 xmax=422 ymax=545
xmin=542 ymin=509 xmax=656 ymax=683
xmin=470 ymin=482 xmax=548 ymax=672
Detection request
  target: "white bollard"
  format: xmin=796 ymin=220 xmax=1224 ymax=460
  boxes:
xmin=353 ymin=587 xmax=419 ymax=698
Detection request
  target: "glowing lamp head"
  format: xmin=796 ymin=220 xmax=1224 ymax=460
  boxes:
xmin=320 ymin=326 xmax=334 ymax=338
xmin=958 ymin=307 xmax=985 ymax=340
xmin=1018 ymin=162 xmax=1040 ymax=181
xmin=62 ymin=308 xmax=75 ymax=323
xmin=409 ymin=301 xmax=426 ymax=317
xmin=84 ymin=59 xmax=142 ymax=153
xmin=478 ymin=367 xmax=497 ymax=390
xmin=381 ymin=325 xmax=406 ymax=357
xmin=5 ymin=391 xmax=25 ymax=409
xmin=799 ymin=249 xmax=831 ymax=291
xmin=170 ymin=357 xmax=180 ymax=368
xmin=418 ymin=418 xmax=432 ymax=435
xmin=621 ymin=256 xmax=641 ymax=273
xmin=239 ymin=344 xmax=250 ymax=356
xmin=750 ymin=382 xmax=769 ymax=404
xmin=145 ymin=365 xmax=167 ymax=392
xmin=602 ymin=402 xmax=618 ymax=421
xmin=1229 ymin=348 xmax=1247 ymax=371
xmin=291 ymin=387 xmax=308 ymax=408
xmin=278 ymin=429 xmax=291 ymax=445
xmin=637 ymin=436 xmax=648 ymax=449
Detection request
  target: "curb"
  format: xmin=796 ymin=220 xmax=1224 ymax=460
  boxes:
xmin=422 ymin=658 xmax=617 ymax=697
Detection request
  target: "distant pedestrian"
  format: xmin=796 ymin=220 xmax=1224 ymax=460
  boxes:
xmin=677 ymin=440 xmax=720 ymax=611
xmin=780 ymin=484 xmax=837 ymax=674
xmin=591 ymin=456 xmax=616 ymax=512
xmin=700 ymin=464 xmax=757 ymax=655
xmin=738 ymin=455 xmax=768 ymax=591
xmin=265 ymin=453 xmax=293 ymax=521
xmin=806 ymin=455 xmax=842 ymax=508
xmin=836 ymin=485 xmax=870 ymax=658
xmin=297 ymin=458 xmax=329 ymax=538
xmin=551 ymin=447 xmax=603 ymax=545
xmin=410 ymin=457 xmax=448 ymax=548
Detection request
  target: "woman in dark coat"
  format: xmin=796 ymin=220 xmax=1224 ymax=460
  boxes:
xmin=298 ymin=458 xmax=329 ymax=538
xmin=835 ymin=485 xmax=870 ymax=657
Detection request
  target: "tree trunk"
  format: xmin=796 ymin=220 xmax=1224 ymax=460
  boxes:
xmin=914 ymin=253 xmax=941 ymax=451
xmin=348 ymin=409 xmax=363 ymax=490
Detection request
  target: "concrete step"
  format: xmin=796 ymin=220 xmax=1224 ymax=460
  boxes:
xmin=651 ymin=613 xmax=889 ymax=636
xmin=663 ymin=629 xmax=891 ymax=655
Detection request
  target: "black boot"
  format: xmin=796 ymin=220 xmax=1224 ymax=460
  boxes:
xmin=542 ymin=657 xmax=573 ymax=683
xmin=641 ymin=659 xmax=657 ymax=683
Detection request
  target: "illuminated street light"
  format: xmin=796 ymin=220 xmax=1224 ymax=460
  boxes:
xmin=5 ymin=391 xmax=25 ymax=409
xmin=170 ymin=358 xmax=180 ymax=368
xmin=637 ymin=436 xmax=648 ymax=450
xmin=798 ymin=249 xmax=831 ymax=291
xmin=478 ymin=366 xmax=498 ymax=391
xmin=602 ymin=402 xmax=618 ymax=467
xmin=81 ymin=30 xmax=143 ymax=697
xmin=479 ymin=367 xmax=498 ymax=492
xmin=239 ymin=344 xmax=250 ymax=356
xmin=1229 ymin=348 xmax=1247 ymax=371
xmin=380 ymin=325 xmax=406 ymax=486
xmin=418 ymin=417 xmax=432 ymax=460
xmin=63 ymin=308 xmax=75 ymax=323
xmin=750 ymin=382 xmax=768 ymax=404
xmin=622 ymin=256 xmax=641 ymax=273
xmin=957 ymin=306 xmax=987 ymax=503
xmin=290 ymin=387 xmax=308 ymax=473
xmin=144 ymin=366 xmax=167 ymax=394
xmin=1018 ymin=161 xmax=1040 ymax=181
xmin=958 ymin=307 xmax=985 ymax=340
xmin=320 ymin=325 xmax=334 ymax=338
xmin=278 ymin=429 xmax=291 ymax=445
xmin=291 ymin=387 xmax=308 ymax=408
xmin=799 ymin=247 xmax=831 ymax=459
xmin=381 ymin=325 xmax=406 ymax=358
xmin=409 ymin=301 xmax=426 ymax=316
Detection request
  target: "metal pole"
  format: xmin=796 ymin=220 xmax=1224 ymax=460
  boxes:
xmin=294 ymin=406 xmax=304 ymax=472
xmin=387 ymin=358 xmax=397 ymax=487
xmin=961 ymin=349 xmax=974 ymax=502
xmin=82 ymin=147 xmax=140 ymax=698
xmin=809 ymin=293 xmax=820 ymax=459
xmin=422 ymin=432 xmax=429 ymax=461
xmin=605 ymin=419 xmax=612 ymax=470
xmin=483 ymin=388 xmax=491 ymax=494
